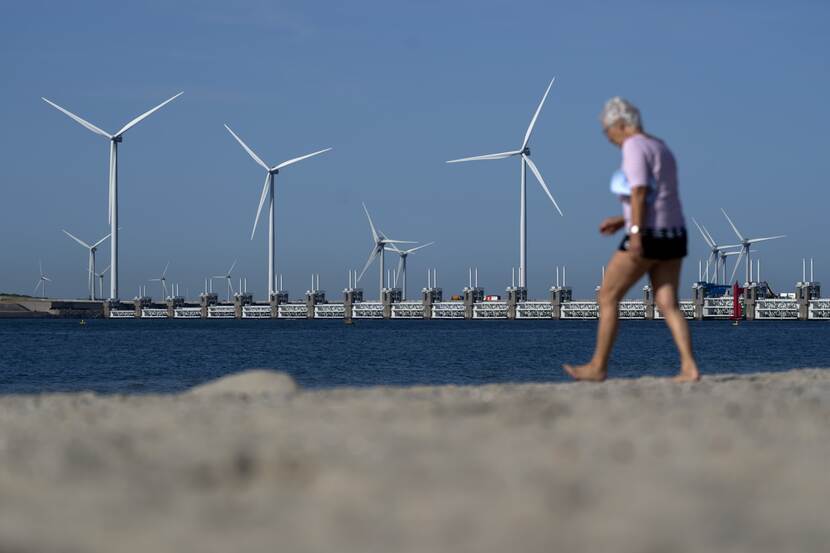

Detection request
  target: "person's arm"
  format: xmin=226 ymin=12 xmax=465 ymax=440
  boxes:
xmin=599 ymin=215 xmax=625 ymax=235
xmin=627 ymin=186 xmax=647 ymax=256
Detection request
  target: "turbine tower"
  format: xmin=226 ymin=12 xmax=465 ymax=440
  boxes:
xmin=224 ymin=124 xmax=331 ymax=297
xmin=357 ymin=203 xmax=415 ymax=299
xmin=389 ymin=242 xmax=435 ymax=300
xmin=42 ymin=92 xmax=183 ymax=301
xmin=90 ymin=265 xmax=111 ymax=300
xmin=691 ymin=218 xmax=739 ymax=284
xmin=721 ymin=208 xmax=785 ymax=284
xmin=62 ymin=230 xmax=111 ymax=300
xmin=447 ymin=76 xmax=563 ymax=290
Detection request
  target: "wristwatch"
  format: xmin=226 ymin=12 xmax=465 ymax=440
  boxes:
xmin=629 ymin=225 xmax=640 ymax=235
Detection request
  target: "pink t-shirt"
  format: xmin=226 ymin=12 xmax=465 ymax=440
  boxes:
xmin=620 ymin=134 xmax=685 ymax=232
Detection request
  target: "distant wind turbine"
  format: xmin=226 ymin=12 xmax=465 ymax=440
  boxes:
xmin=691 ymin=218 xmax=739 ymax=284
xmin=357 ymin=203 xmax=416 ymax=299
xmin=212 ymin=260 xmax=238 ymax=302
xmin=42 ymin=91 xmax=183 ymax=300
xmin=721 ymin=208 xmax=785 ymax=284
xmin=389 ymin=242 xmax=435 ymax=300
xmin=149 ymin=262 xmax=170 ymax=300
xmin=224 ymin=124 xmax=331 ymax=297
xmin=89 ymin=265 xmax=111 ymax=300
xmin=447 ymin=76 xmax=563 ymax=290
xmin=34 ymin=261 xmax=52 ymax=297
xmin=62 ymin=229 xmax=111 ymax=300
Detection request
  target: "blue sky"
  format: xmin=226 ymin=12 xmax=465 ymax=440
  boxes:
xmin=0 ymin=0 xmax=827 ymax=300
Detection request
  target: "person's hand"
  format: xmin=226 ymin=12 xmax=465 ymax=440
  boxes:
xmin=599 ymin=216 xmax=625 ymax=235
xmin=627 ymin=233 xmax=643 ymax=257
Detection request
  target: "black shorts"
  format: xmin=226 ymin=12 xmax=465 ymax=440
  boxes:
xmin=619 ymin=228 xmax=687 ymax=260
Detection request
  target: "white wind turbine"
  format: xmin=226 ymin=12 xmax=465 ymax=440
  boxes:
xmin=149 ymin=262 xmax=170 ymax=300
xmin=691 ymin=218 xmax=739 ymax=284
xmin=224 ymin=124 xmax=331 ymax=297
xmin=389 ymin=242 xmax=435 ymax=300
xmin=212 ymin=260 xmax=238 ymax=302
xmin=357 ymin=203 xmax=416 ymax=299
xmin=447 ymin=76 xmax=563 ymax=289
xmin=721 ymin=208 xmax=786 ymax=284
xmin=62 ymin=229 xmax=111 ymax=300
xmin=90 ymin=265 xmax=111 ymax=300
xmin=34 ymin=261 xmax=52 ymax=297
xmin=42 ymin=92 xmax=183 ymax=301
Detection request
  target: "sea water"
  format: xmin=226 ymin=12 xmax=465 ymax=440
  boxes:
xmin=0 ymin=319 xmax=827 ymax=393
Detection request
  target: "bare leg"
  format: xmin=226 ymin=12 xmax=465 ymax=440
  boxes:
xmin=651 ymin=259 xmax=700 ymax=382
xmin=564 ymin=251 xmax=653 ymax=381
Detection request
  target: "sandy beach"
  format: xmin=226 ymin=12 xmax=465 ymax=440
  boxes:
xmin=0 ymin=368 xmax=828 ymax=552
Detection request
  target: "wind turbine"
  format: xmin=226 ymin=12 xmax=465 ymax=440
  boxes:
xmin=34 ymin=261 xmax=52 ymax=297
xmin=89 ymin=265 xmax=110 ymax=300
xmin=149 ymin=262 xmax=170 ymax=300
xmin=62 ymin=230 xmax=111 ymax=300
xmin=446 ymin=76 xmax=563 ymax=290
xmin=212 ymin=260 xmax=237 ymax=302
xmin=42 ymin=91 xmax=183 ymax=301
xmin=224 ymin=124 xmax=331 ymax=297
xmin=389 ymin=242 xmax=435 ymax=300
xmin=721 ymin=208 xmax=785 ymax=284
xmin=691 ymin=218 xmax=739 ymax=284
xmin=357 ymin=203 xmax=416 ymax=299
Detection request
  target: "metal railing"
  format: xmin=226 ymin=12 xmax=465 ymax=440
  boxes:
xmin=278 ymin=304 xmax=308 ymax=318
xmin=702 ymin=297 xmax=735 ymax=319
xmin=473 ymin=302 xmax=508 ymax=319
xmin=109 ymin=309 xmax=135 ymax=319
xmin=755 ymin=299 xmax=798 ymax=320
xmin=242 ymin=305 xmax=272 ymax=319
xmin=809 ymin=299 xmax=830 ymax=320
xmin=353 ymin=302 xmax=383 ymax=319
xmin=618 ymin=300 xmax=645 ymax=319
xmin=516 ymin=301 xmax=552 ymax=319
xmin=433 ymin=302 xmax=465 ymax=319
xmin=141 ymin=308 xmax=168 ymax=319
xmin=656 ymin=301 xmax=695 ymax=320
xmin=560 ymin=301 xmax=598 ymax=319
xmin=391 ymin=302 xmax=424 ymax=318
xmin=174 ymin=307 xmax=202 ymax=318
xmin=208 ymin=305 xmax=236 ymax=318
xmin=315 ymin=304 xmax=345 ymax=318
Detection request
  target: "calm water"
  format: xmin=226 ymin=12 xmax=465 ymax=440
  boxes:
xmin=0 ymin=319 xmax=827 ymax=394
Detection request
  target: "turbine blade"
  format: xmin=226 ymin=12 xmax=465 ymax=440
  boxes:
xmin=747 ymin=235 xmax=786 ymax=244
xmin=149 ymin=278 xmax=161 ymax=282
xmin=523 ymin=154 xmax=563 ymax=216
xmin=62 ymin=229 xmax=91 ymax=249
xmin=251 ymin=173 xmax=270 ymax=240
xmin=43 ymin=277 xmax=52 ymax=282
xmin=396 ymin=256 xmax=404 ymax=282
xmin=224 ymin=124 xmax=269 ymax=171
xmin=101 ymin=265 xmax=111 ymax=275
xmin=405 ymin=241 xmax=435 ymax=254
xmin=691 ymin=218 xmax=714 ymax=248
xmin=41 ymin=98 xmax=111 ymax=138
xmin=115 ymin=92 xmax=184 ymax=136
xmin=357 ymin=247 xmax=378 ymax=282
xmin=701 ymin=224 xmax=718 ymax=248
xmin=362 ymin=203 xmax=379 ymax=244
xmin=91 ymin=232 xmax=112 ymax=249
xmin=720 ymin=208 xmax=744 ymax=242
xmin=729 ymin=249 xmax=745 ymax=283
xmin=162 ymin=262 xmax=169 ymax=278
xmin=446 ymin=150 xmax=521 ymax=163
xmin=382 ymin=239 xmax=417 ymax=244
xmin=273 ymin=148 xmax=332 ymax=171
xmin=228 ymin=259 xmax=237 ymax=275
xmin=522 ymin=76 xmax=555 ymax=149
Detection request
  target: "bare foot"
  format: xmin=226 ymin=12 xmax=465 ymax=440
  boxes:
xmin=563 ymin=363 xmax=607 ymax=382
xmin=673 ymin=362 xmax=700 ymax=382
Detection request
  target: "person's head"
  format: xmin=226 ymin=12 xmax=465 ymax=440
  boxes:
xmin=600 ymin=97 xmax=643 ymax=146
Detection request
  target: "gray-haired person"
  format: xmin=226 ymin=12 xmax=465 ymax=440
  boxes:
xmin=564 ymin=97 xmax=699 ymax=382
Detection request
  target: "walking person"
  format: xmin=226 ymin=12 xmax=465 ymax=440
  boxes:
xmin=564 ymin=97 xmax=700 ymax=382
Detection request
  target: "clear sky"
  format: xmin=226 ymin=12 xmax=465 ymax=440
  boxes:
xmin=0 ymin=0 xmax=827 ymax=300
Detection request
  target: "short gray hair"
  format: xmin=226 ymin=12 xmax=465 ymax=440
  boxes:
xmin=600 ymin=97 xmax=642 ymax=129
